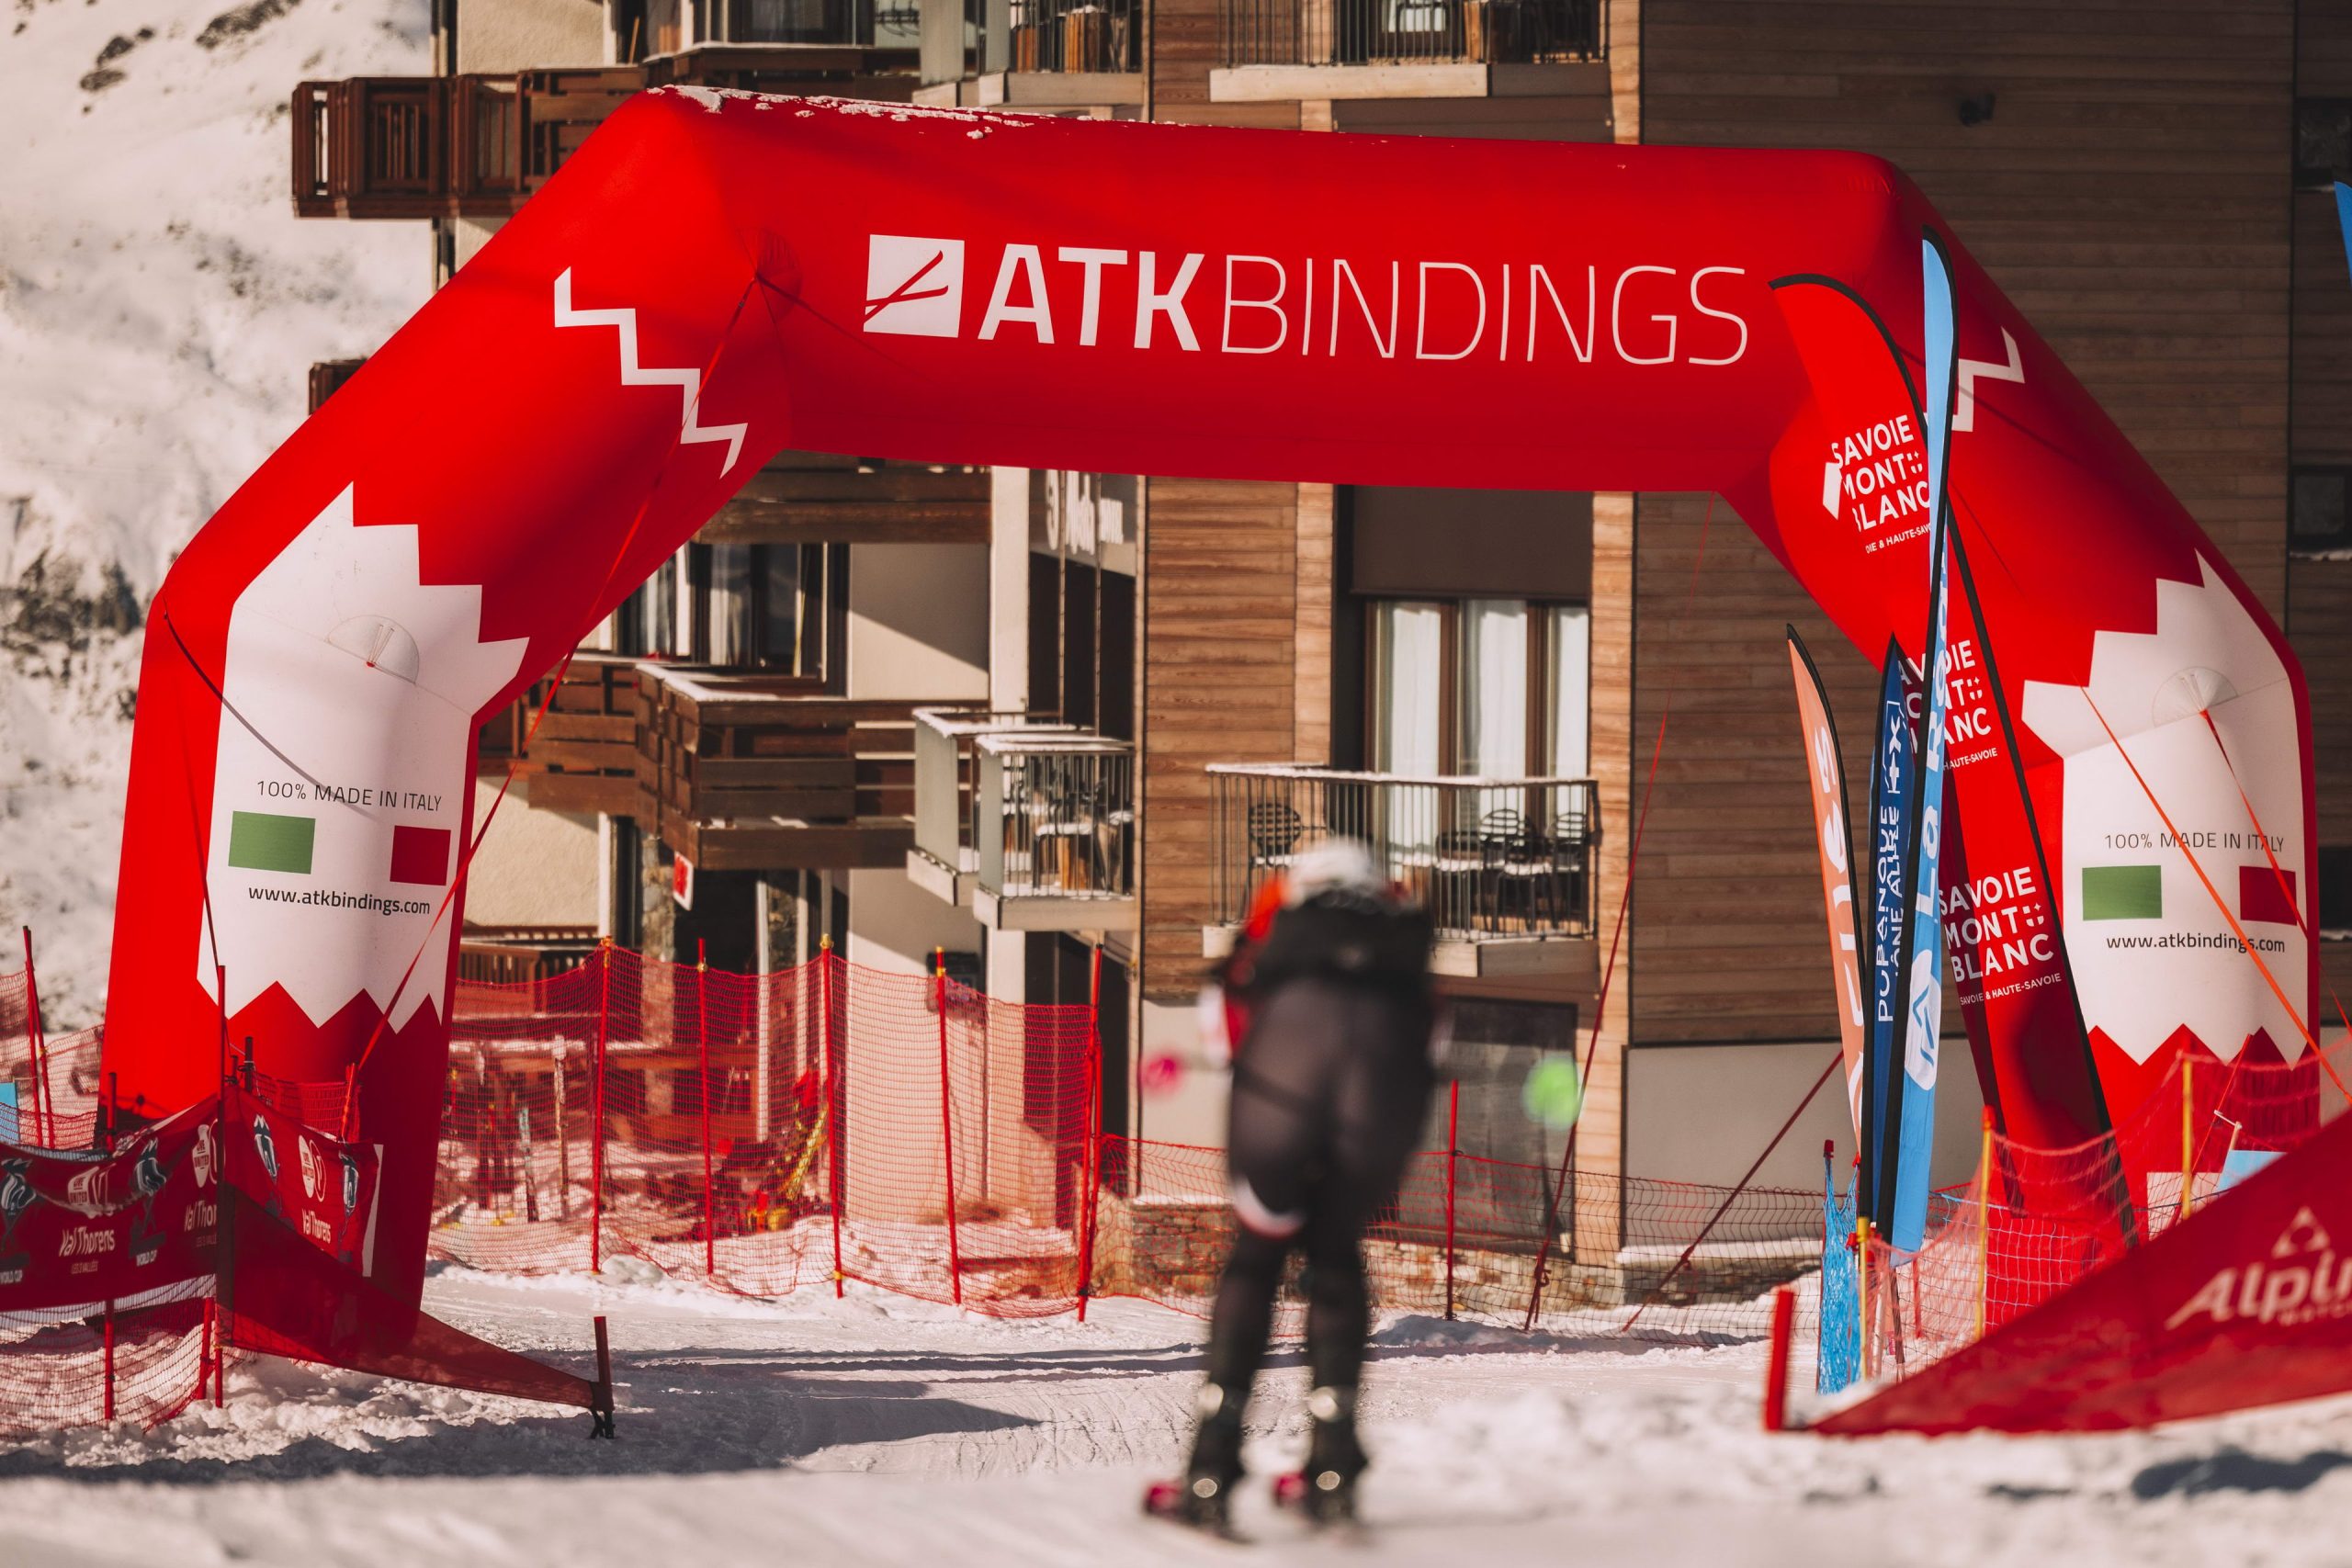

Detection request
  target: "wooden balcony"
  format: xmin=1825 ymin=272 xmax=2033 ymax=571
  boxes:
xmin=700 ymin=452 xmax=990 ymax=547
xmin=291 ymin=69 xmax=644 ymax=220
xmin=309 ymin=358 xmax=365 ymax=412
xmin=457 ymin=926 xmax=603 ymax=989
xmin=635 ymin=665 xmax=945 ymax=872
xmin=477 ymin=652 xmax=641 ymax=818
xmin=647 ymin=43 xmax=921 ymax=100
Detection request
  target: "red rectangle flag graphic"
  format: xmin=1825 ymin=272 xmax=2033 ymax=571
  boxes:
xmin=2239 ymin=863 xmax=2299 ymax=926
xmin=389 ymin=824 xmax=452 ymax=887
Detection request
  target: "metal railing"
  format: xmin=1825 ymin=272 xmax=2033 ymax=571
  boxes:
xmin=913 ymin=709 xmax=1074 ymax=874
xmin=1208 ymin=764 xmax=1599 ymax=941
xmin=977 ymin=734 xmax=1136 ymax=901
xmin=1221 ymin=0 xmax=1601 ymax=67
xmin=1003 ymin=0 xmax=1140 ymax=71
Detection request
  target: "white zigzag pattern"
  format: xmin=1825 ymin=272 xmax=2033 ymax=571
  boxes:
xmin=553 ymin=267 xmax=748 ymax=474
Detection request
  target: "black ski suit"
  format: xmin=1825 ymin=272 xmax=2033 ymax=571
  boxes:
xmin=1190 ymin=894 xmax=1438 ymax=1491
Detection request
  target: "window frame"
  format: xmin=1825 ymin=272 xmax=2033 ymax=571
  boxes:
xmin=1364 ymin=594 xmax=1591 ymax=779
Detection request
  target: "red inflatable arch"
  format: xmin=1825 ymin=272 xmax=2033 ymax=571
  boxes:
xmin=103 ymin=92 xmax=2314 ymax=1300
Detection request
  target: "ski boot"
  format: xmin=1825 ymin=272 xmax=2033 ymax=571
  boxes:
xmin=1145 ymin=1382 xmax=1248 ymax=1538
xmin=1272 ymin=1385 xmax=1364 ymax=1528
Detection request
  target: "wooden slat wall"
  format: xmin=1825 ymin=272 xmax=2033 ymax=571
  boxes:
xmin=1295 ymin=483 xmax=1335 ymax=763
xmin=1627 ymin=493 xmax=1883 ymax=1042
xmin=1139 ymin=479 xmax=1302 ymax=998
xmin=1329 ymin=90 xmax=1613 ymax=141
xmin=1630 ymin=0 xmax=2299 ymax=1044
xmin=2291 ymin=194 xmax=2352 ymax=466
xmin=2296 ymin=0 xmax=2352 ymax=1005
xmin=1573 ymin=490 xmax=1635 ymax=1248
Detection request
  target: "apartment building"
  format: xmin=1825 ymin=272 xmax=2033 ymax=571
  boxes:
xmin=288 ymin=0 xmax=2352 ymax=1231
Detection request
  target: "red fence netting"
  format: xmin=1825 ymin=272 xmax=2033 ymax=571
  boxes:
xmin=1844 ymin=1039 xmax=2346 ymax=1386
xmin=427 ymin=945 xmax=1830 ymax=1344
xmin=2 ymin=940 xmax=1931 ymax=1439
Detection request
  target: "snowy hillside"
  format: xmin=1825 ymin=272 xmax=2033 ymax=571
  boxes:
xmin=0 ymin=0 xmax=429 ymax=1023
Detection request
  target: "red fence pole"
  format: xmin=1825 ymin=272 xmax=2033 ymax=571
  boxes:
xmin=20 ymin=927 xmax=50 ymax=1145
xmin=935 ymin=949 xmax=964 ymax=1308
xmin=1761 ymin=1284 xmax=1796 ymax=1432
xmin=102 ymin=1297 xmax=116 ymax=1423
xmin=1444 ymin=1079 xmax=1460 ymax=1323
xmin=1077 ymin=948 xmax=1103 ymax=1322
xmin=820 ymin=937 xmax=843 ymax=1297
xmin=697 ymin=940 xmax=717 ymax=1281
xmin=590 ymin=937 xmax=611 ymax=1276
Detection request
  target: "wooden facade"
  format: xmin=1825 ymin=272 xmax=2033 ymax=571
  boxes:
xmin=1632 ymin=0 xmax=2301 ymax=1045
xmin=1138 ymin=479 xmax=1306 ymax=997
xmin=2295 ymin=0 xmax=2352 ymax=1002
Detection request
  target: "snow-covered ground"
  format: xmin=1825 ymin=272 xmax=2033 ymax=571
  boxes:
xmin=4 ymin=1268 xmax=2352 ymax=1565
xmin=0 ymin=0 xmax=429 ymax=1023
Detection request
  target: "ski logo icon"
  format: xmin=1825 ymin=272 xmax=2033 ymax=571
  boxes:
xmin=2274 ymin=1205 xmax=2332 ymax=1258
xmin=864 ymin=236 xmax=966 ymax=338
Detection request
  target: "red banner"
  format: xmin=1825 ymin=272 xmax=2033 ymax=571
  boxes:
xmin=0 ymin=1100 xmax=220 ymax=1314
xmin=221 ymin=1086 xmax=381 ymax=1276
xmin=1787 ymin=632 xmax=1869 ymax=1134
xmin=1818 ymin=1109 xmax=2352 ymax=1435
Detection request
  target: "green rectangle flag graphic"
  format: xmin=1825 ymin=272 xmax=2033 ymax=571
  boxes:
xmin=2082 ymin=863 xmax=2161 ymax=921
xmin=228 ymin=810 xmax=315 ymax=875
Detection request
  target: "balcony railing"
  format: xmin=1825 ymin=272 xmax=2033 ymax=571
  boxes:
xmin=291 ymin=69 xmax=645 ymax=219
xmin=457 ymin=926 xmax=602 ymax=991
xmin=477 ymin=652 xmax=641 ymax=818
xmin=977 ymin=734 xmax=1135 ymax=908
xmin=912 ymin=708 xmax=1075 ymax=879
xmin=701 ymin=453 xmax=990 ymax=547
xmin=1209 ymin=764 xmax=1599 ymax=942
xmin=1004 ymin=0 xmax=1140 ymax=72
xmin=636 ymin=665 xmax=933 ymax=872
xmin=644 ymin=43 xmax=922 ymax=94
xmin=1221 ymin=0 xmax=1602 ymax=67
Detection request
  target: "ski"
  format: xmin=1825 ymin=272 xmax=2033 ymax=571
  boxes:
xmin=1141 ymin=1477 xmax=1248 ymax=1543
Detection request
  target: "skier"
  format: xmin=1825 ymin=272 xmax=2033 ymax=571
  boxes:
xmin=1148 ymin=837 xmax=1439 ymax=1533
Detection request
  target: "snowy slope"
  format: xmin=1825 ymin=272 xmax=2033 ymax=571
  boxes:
xmin=0 ymin=0 xmax=429 ymax=1024
xmin=6 ymin=1270 xmax=2352 ymax=1566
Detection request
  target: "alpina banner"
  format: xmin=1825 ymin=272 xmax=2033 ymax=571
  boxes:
xmin=101 ymin=92 xmax=2310 ymax=1308
xmin=1816 ymin=1109 xmax=2352 ymax=1435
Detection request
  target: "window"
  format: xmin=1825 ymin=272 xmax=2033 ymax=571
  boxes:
xmin=2292 ymin=468 xmax=2352 ymax=558
xmin=2296 ymin=98 xmax=2352 ymax=192
xmin=2322 ymin=847 xmax=2352 ymax=936
xmin=707 ymin=544 xmax=802 ymax=668
xmin=1369 ymin=597 xmax=1590 ymax=778
xmin=624 ymin=543 xmax=808 ymax=668
xmin=1417 ymin=999 xmax=1578 ymax=1243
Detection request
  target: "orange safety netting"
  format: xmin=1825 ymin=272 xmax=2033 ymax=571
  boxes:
xmin=2 ymin=941 xmax=1867 ymax=1440
xmin=432 ymin=949 xmax=1105 ymax=1317
xmin=428 ymin=946 xmax=1832 ymax=1341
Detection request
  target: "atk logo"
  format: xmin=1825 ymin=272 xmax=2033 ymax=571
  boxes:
xmin=2165 ymin=1204 xmax=2352 ymax=1331
xmin=865 ymin=236 xmax=966 ymax=338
